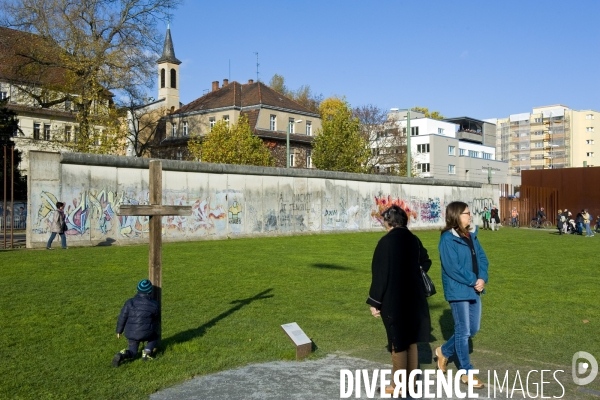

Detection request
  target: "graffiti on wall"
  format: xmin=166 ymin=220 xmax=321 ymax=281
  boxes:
xmin=471 ymin=198 xmax=494 ymax=215
xmin=371 ymin=195 xmax=418 ymax=226
xmin=419 ymin=197 xmax=442 ymax=223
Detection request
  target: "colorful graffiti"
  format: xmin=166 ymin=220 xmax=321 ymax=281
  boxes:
xmin=420 ymin=198 xmax=442 ymax=223
xmin=371 ymin=195 xmax=418 ymax=225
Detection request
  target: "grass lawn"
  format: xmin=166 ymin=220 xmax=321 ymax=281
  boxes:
xmin=1 ymin=228 xmax=599 ymax=399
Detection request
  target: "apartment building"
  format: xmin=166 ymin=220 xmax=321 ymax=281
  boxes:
xmin=492 ymin=105 xmax=599 ymax=174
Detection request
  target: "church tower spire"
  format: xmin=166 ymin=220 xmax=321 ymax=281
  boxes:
xmin=157 ymin=25 xmax=181 ymax=112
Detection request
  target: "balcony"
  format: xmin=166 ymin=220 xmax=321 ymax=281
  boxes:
xmin=455 ymin=130 xmax=483 ymax=143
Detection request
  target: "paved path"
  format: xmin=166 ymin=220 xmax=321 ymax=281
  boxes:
xmin=150 ymin=354 xmax=500 ymax=400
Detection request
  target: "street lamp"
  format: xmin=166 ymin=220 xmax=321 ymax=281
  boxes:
xmin=287 ymin=119 xmax=302 ymax=168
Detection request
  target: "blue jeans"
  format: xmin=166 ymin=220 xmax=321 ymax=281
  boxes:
xmin=47 ymin=232 xmax=67 ymax=249
xmin=585 ymin=223 xmax=593 ymax=236
xmin=124 ymin=336 xmax=159 ymax=359
xmin=441 ymin=295 xmax=481 ymax=372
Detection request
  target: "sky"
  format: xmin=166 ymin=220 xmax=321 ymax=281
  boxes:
xmin=160 ymin=0 xmax=600 ymax=121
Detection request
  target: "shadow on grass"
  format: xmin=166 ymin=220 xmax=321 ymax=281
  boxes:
xmin=161 ymin=288 xmax=274 ymax=349
xmin=310 ymin=263 xmax=352 ymax=271
xmin=96 ymin=237 xmax=116 ymax=246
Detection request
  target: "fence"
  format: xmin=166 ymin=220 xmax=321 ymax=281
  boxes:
xmin=499 ymin=186 xmax=559 ymax=227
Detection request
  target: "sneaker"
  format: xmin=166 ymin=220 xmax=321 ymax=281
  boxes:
xmin=435 ymin=347 xmax=448 ymax=373
xmin=461 ymin=374 xmax=485 ymax=389
xmin=142 ymin=349 xmax=154 ymax=361
xmin=46 ymin=247 xmax=54 ymax=250
xmin=112 ymin=349 xmax=127 ymax=367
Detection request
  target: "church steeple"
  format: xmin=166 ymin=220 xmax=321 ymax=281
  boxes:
xmin=157 ymin=25 xmax=181 ymax=112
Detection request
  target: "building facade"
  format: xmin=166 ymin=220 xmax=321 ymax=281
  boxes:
xmin=492 ymin=105 xmax=599 ymax=175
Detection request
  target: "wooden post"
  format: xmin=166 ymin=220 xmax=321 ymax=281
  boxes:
xmin=149 ymin=160 xmax=163 ymax=337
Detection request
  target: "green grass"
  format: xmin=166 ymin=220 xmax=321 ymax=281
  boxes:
xmin=1 ymin=228 xmax=599 ymax=399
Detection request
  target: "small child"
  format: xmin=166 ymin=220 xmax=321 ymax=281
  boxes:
xmin=112 ymin=279 xmax=160 ymax=367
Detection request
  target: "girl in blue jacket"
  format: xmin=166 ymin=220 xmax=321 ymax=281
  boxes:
xmin=435 ymin=201 xmax=489 ymax=389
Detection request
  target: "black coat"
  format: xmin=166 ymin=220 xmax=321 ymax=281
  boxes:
xmin=366 ymin=227 xmax=432 ymax=352
xmin=116 ymin=293 xmax=160 ymax=341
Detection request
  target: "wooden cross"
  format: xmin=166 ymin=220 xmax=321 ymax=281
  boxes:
xmin=117 ymin=160 xmax=192 ymax=339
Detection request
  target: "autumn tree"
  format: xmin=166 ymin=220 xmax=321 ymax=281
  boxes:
xmin=0 ymin=0 xmax=181 ymax=153
xmin=312 ymin=97 xmax=368 ymax=173
xmin=268 ymin=74 xmax=322 ymax=113
xmin=411 ymin=106 xmax=445 ymax=120
xmin=187 ymin=115 xmax=274 ymax=167
xmin=353 ymin=104 xmax=393 ymax=174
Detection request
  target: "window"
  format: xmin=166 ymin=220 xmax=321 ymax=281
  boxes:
xmin=586 ymin=140 xmax=595 ymax=145
xmin=534 ymin=142 xmax=544 ymax=148
xmin=289 ymin=153 xmax=295 ymax=167
xmin=411 ymin=126 xmax=419 ymax=136
xmin=183 ymin=121 xmax=188 ymax=136
xmin=306 ymin=150 xmax=312 ymax=168
xmin=270 ymin=115 xmax=276 ymax=131
xmin=209 ymin=117 xmax=216 ymax=131
xmin=0 ymin=91 xmax=7 ymax=100
xmin=448 ymin=164 xmax=456 ymax=174
xmin=65 ymin=126 xmax=71 ymax=142
xmin=459 ymin=148 xmax=466 ymax=156
xmin=468 ymin=150 xmax=479 ymax=158
xmin=306 ymin=121 xmax=312 ymax=136
xmin=170 ymin=68 xmax=176 ymax=89
xmin=534 ymin=118 xmax=542 ymax=123
xmin=586 ymin=114 xmax=594 ymax=120
xmin=176 ymin=151 xmax=183 ymax=161
xmin=33 ymin=123 xmax=40 ymax=140
xmin=483 ymin=152 xmax=492 ymax=159
xmin=587 ymin=152 xmax=594 ymax=157
xmin=43 ymin=124 xmax=51 ymax=140
xmin=418 ymin=163 xmax=430 ymax=173
xmin=438 ymin=128 xmax=444 ymax=134
xmin=586 ymin=127 xmax=594 ymax=132
xmin=533 ymin=130 xmax=544 ymax=135
xmin=160 ymin=68 xmax=165 ymax=88
xmin=288 ymin=118 xmax=295 ymax=134
xmin=171 ymin=123 xmax=177 ymax=137
xmin=223 ymin=115 xmax=229 ymax=126
xmin=448 ymin=145 xmax=455 ymax=155
xmin=417 ymin=144 xmax=430 ymax=153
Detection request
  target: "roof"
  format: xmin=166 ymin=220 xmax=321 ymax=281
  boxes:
xmin=0 ymin=26 xmax=68 ymax=87
xmin=156 ymin=27 xmax=181 ymax=65
xmin=6 ymin=103 xmax=77 ymax=120
xmin=174 ymin=81 xmax=319 ymax=116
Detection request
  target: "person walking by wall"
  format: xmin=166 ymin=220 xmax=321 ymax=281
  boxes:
xmin=510 ymin=207 xmax=519 ymax=228
xmin=46 ymin=202 xmax=67 ymax=250
xmin=435 ymin=201 xmax=489 ymax=389
xmin=112 ymin=279 xmax=160 ymax=367
xmin=583 ymin=209 xmax=594 ymax=237
xmin=367 ymin=205 xmax=431 ymax=395
xmin=480 ymin=207 xmax=490 ymax=230
xmin=490 ymin=206 xmax=500 ymax=231
xmin=575 ymin=211 xmax=584 ymax=235
xmin=557 ymin=209 xmax=565 ymax=235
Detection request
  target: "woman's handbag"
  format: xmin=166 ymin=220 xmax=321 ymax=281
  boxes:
xmin=420 ymin=267 xmax=436 ymax=297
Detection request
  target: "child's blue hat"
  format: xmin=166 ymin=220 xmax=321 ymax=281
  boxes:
xmin=137 ymin=279 xmax=153 ymax=294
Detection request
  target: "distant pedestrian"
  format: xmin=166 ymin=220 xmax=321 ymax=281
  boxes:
xmin=511 ymin=207 xmax=519 ymax=228
xmin=557 ymin=209 xmax=565 ymax=235
xmin=575 ymin=211 xmax=584 ymax=235
xmin=46 ymin=202 xmax=67 ymax=250
xmin=112 ymin=279 xmax=160 ymax=367
xmin=595 ymin=216 xmax=600 ymax=233
xmin=481 ymin=207 xmax=490 ymax=230
xmin=490 ymin=206 xmax=500 ymax=231
xmin=583 ymin=209 xmax=594 ymax=237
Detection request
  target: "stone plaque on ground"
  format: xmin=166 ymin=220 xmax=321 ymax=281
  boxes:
xmin=281 ymin=322 xmax=312 ymax=360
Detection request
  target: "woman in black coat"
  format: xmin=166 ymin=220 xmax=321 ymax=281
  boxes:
xmin=367 ymin=205 xmax=432 ymax=394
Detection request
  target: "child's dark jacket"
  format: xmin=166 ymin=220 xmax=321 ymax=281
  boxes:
xmin=116 ymin=293 xmax=159 ymax=341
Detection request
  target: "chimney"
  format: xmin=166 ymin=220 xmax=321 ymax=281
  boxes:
xmin=223 ymin=79 xmax=228 ymax=87
xmin=248 ymin=79 xmax=254 ymax=84
xmin=212 ymin=81 xmax=220 ymax=92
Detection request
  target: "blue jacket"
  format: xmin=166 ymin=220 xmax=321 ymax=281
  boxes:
xmin=438 ymin=226 xmax=489 ymax=301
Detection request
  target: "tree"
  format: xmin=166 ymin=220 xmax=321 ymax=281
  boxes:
xmin=0 ymin=98 xmax=26 ymax=199
xmin=312 ymin=97 xmax=368 ymax=173
xmin=268 ymin=74 xmax=322 ymax=113
xmin=353 ymin=104 xmax=391 ymax=173
xmin=187 ymin=115 xmax=274 ymax=167
xmin=121 ymin=87 xmax=167 ymax=158
xmin=0 ymin=0 xmax=181 ymax=153
xmin=411 ymin=106 xmax=445 ymax=120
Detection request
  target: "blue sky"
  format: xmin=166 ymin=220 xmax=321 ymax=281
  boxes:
xmin=162 ymin=0 xmax=600 ymax=120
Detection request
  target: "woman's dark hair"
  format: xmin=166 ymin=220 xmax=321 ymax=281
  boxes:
xmin=441 ymin=201 xmax=469 ymax=236
xmin=56 ymin=201 xmax=64 ymax=209
xmin=381 ymin=205 xmax=408 ymax=228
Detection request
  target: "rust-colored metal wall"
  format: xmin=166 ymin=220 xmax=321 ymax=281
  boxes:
xmin=500 ymin=187 xmax=558 ymax=227
xmin=521 ymin=167 xmax=600 ymax=221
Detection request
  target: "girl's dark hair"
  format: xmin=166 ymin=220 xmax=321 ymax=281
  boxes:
xmin=56 ymin=201 xmax=64 ymax=209
xmin=441 ymin=201 xmax=469 ymax=236
xmin=381 ymin=205 xmax=408 ymax=228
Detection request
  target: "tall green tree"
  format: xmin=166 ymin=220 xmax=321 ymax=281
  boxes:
xmin=0 ymin=98 xmax=26 ymax=199
xmin=0 ymin=0 xmax=181 ymax=153
xmin=268 ymin=74 xmax=322 ymax=113
xmin=187 ymin=115 xmax=274 ymax=167
xmin=411 ymin=106 xmax=445 ymax=120
xmin=312 ymin=97 xmax=368 ymax=173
